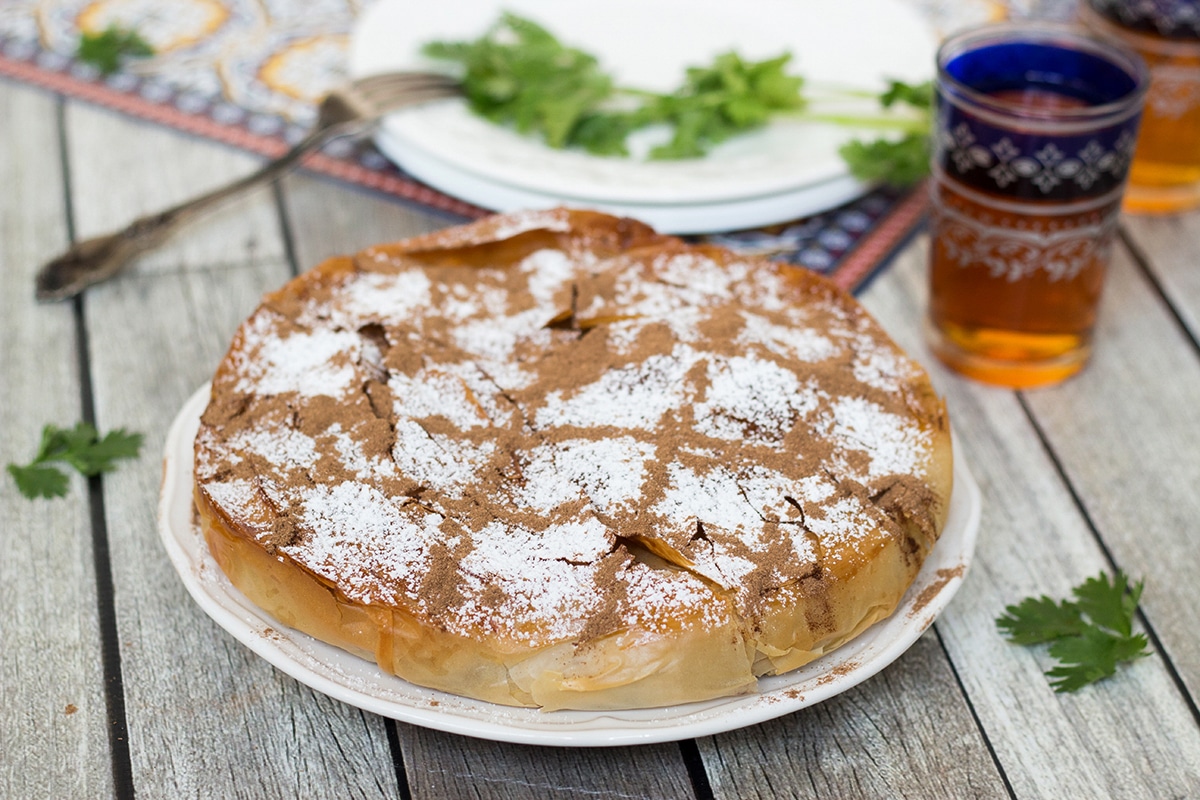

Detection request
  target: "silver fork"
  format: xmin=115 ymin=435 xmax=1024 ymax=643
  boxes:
xmin=35 ymin=71 xmax=462 ymax=302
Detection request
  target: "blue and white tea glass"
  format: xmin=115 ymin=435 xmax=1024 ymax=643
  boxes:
xmin=925 ymin=22 xmax=1149 ymax=388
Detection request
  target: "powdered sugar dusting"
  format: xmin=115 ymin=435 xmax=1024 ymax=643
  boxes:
xmin=693 ymin=355 xmax=816 ymax=444
xmin=804 ymin=495 xmax=884 ymax=563
xmin=622 ymin=563 xmax=730 ymax=633
xmin=521 ymin=249 xmax=577 ymax=304
xmin=197 ymin=213 xmax=946 ymax=657
xmin=331 ymin=425 xmax=397 ymax=483
xmin=391 ymin=368 xmax=491 ymax=430
xmin=481 ymin=207 xmax=576 ymax=241
xmin=515 ymin=437 xmax=657 ymax=515
xmin=536 ymin=347 xmax=696 ymax=431
xmin=297 ymin=482 xmax=439 ymax=603
xmin=738 ymin=311 xmax=837 ymax=363
xmin=653 ymin=461 xmax=756 ymax=537
xmin=201 ymin=478 xmax=262 ymax=526
xmin=390 ymin=419 xmax=497 ymax=499
xmin=234 ymin=325 xmax=359 ymax=399
xmin=453 ymin=517 xmax=612 ymax=641
xmin=228 ymin=425 xmax=318 ymax=471
xmin=451 ymin=307 xmax=557 ymax=389
xmin=850 ymin=330 xmax=925 ymax=394
xmin=308 ymin=270 xmax=432 ymax=329
xmin=822 ymin=396 xmax=929 ymax=480
xmin=736 ymin=464 xmax=811 ymax=523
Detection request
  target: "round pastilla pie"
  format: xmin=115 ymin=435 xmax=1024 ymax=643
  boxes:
xmin=193 ymin=208 xmax=952 ymax=711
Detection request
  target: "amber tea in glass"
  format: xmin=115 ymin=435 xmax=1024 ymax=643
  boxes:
xmin=1079 ymin=1 xmax=1200 ymax=213
xmin=927 ymin=23 xmax=1149 ymax=388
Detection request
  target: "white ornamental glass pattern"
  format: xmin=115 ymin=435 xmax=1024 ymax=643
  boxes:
xmin=931 ymin=199 xmax=1117 ymax=283
xmin=939 ymin=123 xmax=1139 ymax=194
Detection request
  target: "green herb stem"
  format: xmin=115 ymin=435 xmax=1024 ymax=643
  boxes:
xmin=793 ymin=112 xmax=931 ymax=134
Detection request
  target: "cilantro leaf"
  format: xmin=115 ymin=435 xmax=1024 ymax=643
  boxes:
xmin=7 ymin=462 xmax=70 ymax=500
xmin=838 ymin=79 xmax=933 ymax=187
xmin=37 ymin=421 xmax=99 ymax=463
xmin=1046 ymin=627 xmax=1150 ymax=693
xmin=6 ymin=422 xmax=143 ymax=500
xmin=1073 ymin=571 xmax=1143 ymax=638
xmin=996 ymin=571 xmax=1151 ymax=692
xmin=644 ymin=52 xmax=806 ymax=161
xmin=996 ymin=595 xmax=1088 ymax=645
xmin=839 ymin=133 xmax=930 ymax=187
xmin=422 ymin=13 xmax=615 ymax=150
xmin=879 ymin=79 xmax=934 ymax=111
xmin=570 ymin=110 xmax=644 ymax=157
xmin=78 ymin=25 xmax=154 ymax=75
xmin=64 ymin=427 xmax=144 ymax=476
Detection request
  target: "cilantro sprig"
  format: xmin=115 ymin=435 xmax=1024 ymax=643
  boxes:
xmin=836 ymin=79 xmax=933 ymax=187
xmin=7 ymin=422 xmax=143 ymax=500
xmin=996 ymin=571 xmax=1151 ymax=693
xmin=423 ymin=14 xmax=805 ymax=161
xmin=77 ymin=24 xmax=154 ymax=75
xmin=422 ymin=15 xmax=933 ymax=184
xmin=423 ymin=14 xmax=614 ymax=150
xmin=634 ymin=51 xmax=807 ymax=160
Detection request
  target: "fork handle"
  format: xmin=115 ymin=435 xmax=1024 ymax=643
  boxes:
xmin=35 ymin=124 xmax=342 ymax=303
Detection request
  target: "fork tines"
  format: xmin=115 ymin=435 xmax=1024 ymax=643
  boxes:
xmin=351 ymin=71 xmax=462 ymax=101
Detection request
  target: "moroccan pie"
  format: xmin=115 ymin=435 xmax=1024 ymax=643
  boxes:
xmin=193 ymin=208 xmax=952 ymax=711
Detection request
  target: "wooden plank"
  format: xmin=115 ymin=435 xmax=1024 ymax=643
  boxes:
xmin=1113 ymin=210 xmax=1200 ymax=699
xmin=400 ymin=727 xmax=698 ymax=800
xmin=1020 ymin=230 xmax=1200 ymax=701
xmin=859 ymin=233 xmax=1200 ymax=799
xmin=0 ymin=82 xmax=115 ymax=800
xmin=62 ymin=103 xmax=401 ymax=797
xmin=1122 ymin=213 xmax=1200 ymax=339
xmin=700 ymin=633 xmax=1008 ymax=800
xmin=279 ymin=174 xmax=702 ymax=799
xmin=280 ymin=172 xmax=453 ymax=270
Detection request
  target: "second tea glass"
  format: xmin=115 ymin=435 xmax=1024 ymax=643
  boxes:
xmin=926 ymin=22 xmax=1149 ymax=388
xmin=1079 ymin=0 xmax=1200 ymax=213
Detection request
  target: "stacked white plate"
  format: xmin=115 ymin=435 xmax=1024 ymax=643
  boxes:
xmin=349 ymin=0 xmax=937 ymax=234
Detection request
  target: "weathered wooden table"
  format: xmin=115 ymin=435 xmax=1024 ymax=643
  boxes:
xmin=4 ymin=76 xmax=1200 ymax=799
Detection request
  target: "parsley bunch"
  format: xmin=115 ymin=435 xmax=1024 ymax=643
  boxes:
xmin=996 ymin=571 xmax=1151 ymax=693
xmin=423 ymin=14 xmax=805 ymax=161
xmin=423 ymin=14 xmax=931 ymax=185
xmin=77 ymin=24 xmax=154 ymax=75
xmin=7 ymin=422 xmax=143 ymax=500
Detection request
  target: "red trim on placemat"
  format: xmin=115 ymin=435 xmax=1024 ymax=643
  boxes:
xmin=831 ymin=184 xmax=929 ymax=293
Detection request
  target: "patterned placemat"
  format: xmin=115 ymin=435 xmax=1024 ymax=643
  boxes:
xmin=0 ymin=0 xmax=1024 ymax=293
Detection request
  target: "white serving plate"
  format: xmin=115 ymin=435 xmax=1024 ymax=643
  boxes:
xmin=371 ymin=128 xmax=868 ymax=234
xmin=160 ymin=384 xmax=980 ymax=747
xmin=348 ymin=0 xmax=936 ymax=222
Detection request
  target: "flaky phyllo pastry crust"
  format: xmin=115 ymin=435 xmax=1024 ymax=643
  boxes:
xmin=194 ymin=209 xmax=952 ymax=710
